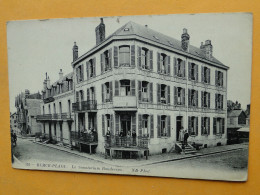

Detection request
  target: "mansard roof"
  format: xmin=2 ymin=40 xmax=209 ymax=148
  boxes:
xmin=73 ymin=21 xmax=228 ymax=69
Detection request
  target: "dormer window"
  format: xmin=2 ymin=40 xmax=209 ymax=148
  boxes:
xmin=119 ymin=46 xmax=130 ymax=67
xmin=124 ymin=28 xmax=129 ymax=31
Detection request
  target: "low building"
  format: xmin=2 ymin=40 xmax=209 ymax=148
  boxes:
xmin=36 ymin=70 xmax=75 ymax=146
xmin=15 ymin=90 xmax=42 ymax=135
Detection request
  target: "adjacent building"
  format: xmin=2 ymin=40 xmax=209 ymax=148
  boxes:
xmin=15 ymin=90 xmax=42 ymax=135
xmin=36 ymin=70 xmax=75 ymax=146
xmin=70 ymin=19 xmax=229 ymax=157
xmin=10 ymin=112 xmax=19 ymax=134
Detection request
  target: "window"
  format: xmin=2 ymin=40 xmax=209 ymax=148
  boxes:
xmin=216 ymin=70 xmax=224 ymax=86
xmin=215 ymin=94 xmax=224 ymax=109
xmin=188 ymin=116 xmax=198 ymax=136
xmin=189 ymin=63 xmax=198 ymax=81
xmin=160 ymin=84 xmax=167 ymax=104
xmin=105 ymin=83 xmax=110 ymax=101
xmin=87 ymin=59 xmax=95 ymax=78
xmin=106 ymin=114 xmax=110 ymax=132
xmin=174 ymin=58 xmax=185 ymax=77
xmin=101 ymin=50 xmax=111 ymax=73
xmin=102 ymin=82 xmax=112 ymax=102
xmin=141 ymin=48 xmax=149 ymax=70
xmin=120 ymin=80 xmax=131 ymax=96
xmin=214 ymin=118 xmax=225 ymax=134
xmin=142 ymin=81 xmax=149 ymax=102
xmin=76 ymin=65 xmax=83 ymax=83
xmin=160 ymin=53 xmax=167 ymax=74
xmin=188 ymin=89 xmax=198 ymax=107
xmin=201 ymin=117 xmax=210 ymax=135
xmin=142 ymin=115 xmax=149 ymax=136
xmin=104 ymin=50 xmax=110 ymax=71
xmin=202 ymin=91 xmax=210 ymax=108
xmin=174 ymin=87 xmax=185 ymax=106
xmin=160 ymin=115 xmax=167 ymax=137
xmin=119 ymin=46 xmax=130 ymax=67
xmin=202 ymin=66 xmax=210 ymax=84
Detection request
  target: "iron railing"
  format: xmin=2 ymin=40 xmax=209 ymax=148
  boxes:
xmin=70 ymin=131 xmax=98 ymax=143
xmin=105 ymin=135 xmax=149 ymax=148
xmin=72 ymin=100 xmax=97 ymax=112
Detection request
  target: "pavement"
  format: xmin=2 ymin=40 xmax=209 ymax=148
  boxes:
xmin=29 ymin=138 xmax=248 ymax=167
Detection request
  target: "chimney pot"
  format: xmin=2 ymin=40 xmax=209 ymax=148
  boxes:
xmin=181 ymin=28 xmax=190 ymax=51
xmin=72 ymin=42 xmax=78 ymax=62
xmin=95 ymin=18 xmax=106 ymax=45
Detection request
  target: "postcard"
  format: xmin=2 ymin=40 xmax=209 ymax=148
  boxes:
xmin=8 ymin=13 xmax=252 ymax=181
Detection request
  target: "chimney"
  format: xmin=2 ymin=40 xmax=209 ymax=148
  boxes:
xmin=72 ymin=42 xmax=78 ymax=62
xmin=201 ymin=40 xmax=213 ymax=59
xmin=59 ymin=69 xmax=63 ymax=80
xmin=95 ymin=18 xmax=106 ymax=45
xmin=181 ymin=28 xmax=190 ymax=51
xmin=25 ymin=89 xmax=30 ymax=98
xmin=46 ymin=76 xmax=50 ymax=88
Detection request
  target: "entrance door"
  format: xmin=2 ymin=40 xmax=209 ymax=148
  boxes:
xmin=176 ymin=116 xmax=183 ymax=141
xmin=120 ymin=115 xmax=131 ymax=136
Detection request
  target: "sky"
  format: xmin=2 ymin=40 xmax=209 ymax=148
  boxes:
xmin=7 ymin=13 xmax=252 ymax=113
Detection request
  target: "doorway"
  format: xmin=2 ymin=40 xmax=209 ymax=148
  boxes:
xmin=120 ymin=115 xmax=131 ymax=136
xmin=176 ymin=116 xmax=183 ymax=141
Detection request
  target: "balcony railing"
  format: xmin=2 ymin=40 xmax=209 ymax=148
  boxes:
xmin=70 ymin=131 xmax=98 ymax=144
xmin=105 ymin=135 xmax=149 ymax=149
xmin=36 ymin=113 xmax=73 ymax=121
xmin=36 ymin=114 xmax=52 ymax=121
xmin=72 ymin=100 xmax=97 ymax=112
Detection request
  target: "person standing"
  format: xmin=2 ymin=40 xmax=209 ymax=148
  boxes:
xmin=184 ymin=129 xmax=189 ymax=146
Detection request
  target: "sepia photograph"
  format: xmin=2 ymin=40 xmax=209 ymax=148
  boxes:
xmin=7 ymin=13 xmax=252 ymax=181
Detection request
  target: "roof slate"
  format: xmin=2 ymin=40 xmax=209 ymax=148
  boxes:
xmin=228 ymin=109 xmax=244 ymax=117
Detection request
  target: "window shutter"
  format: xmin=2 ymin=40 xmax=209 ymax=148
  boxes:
xmin=201 ymin=117 xmax=204 ymax=135
xmin=86 ymin=62 xmax=89 ymax=80
xmin=208 ymin=93 xmax=210 ymax=108
xmin=174 ymin=57 xmax=177 ymax=76
xmin=182 ymin=88 xmax=185 ymax=105
xmin=138 ymin=46 xmax=142 ymax=69
xmin=131 ymin=45 xmax=135 ymax=68
xmin=76 ymin=91 xmax=79 ymax=102
xmin=221 ymin=95 xmax=224 ymax=109
xmin=208 ymin=68 xmax=211 ymax=84
xmin=222 ymin=118 xmax=225 ymax=134
xmin=150 ymin=114 xmax=154 ymax=138
xmin=167 ymin=85 xmax=170 ymax=104
xmin=167 ymin=56 xmax=171 ymax=75
xmin=87 ymin=88 xmax=90 ymax=101
xmin=102 ymin=84 xmax=104 ymax=103
xmin=174 ymin=86 xmax=177 ymax=105
xmin=208 ymin=118 xmax=210 ymax=135
xmin=94 ymin=86 xmax=96 ymax=101
xmin=138 ymin=114 xmax=142 ymax=136
xmin=93 ymin=57 xmax=96 ymax=77
xmin=100 ymin=53 xmax=104 ymax=74
xmin=195 ymin=64 xmax=199 ymax=81
xmin=110 ymin=114 xmax=114 ymax=135
xmin=157 ymin=84 xmax=161 ymax=104
xmin=81 ymin=65 xmax=84 ymax=81
xmin=114 ymin=46 xmax=118 ymax=68
xmin=215 ymin=70 xmax=218 ymax=86
xmin=149 ymin=82 xmax=153 ymax=103
xmin=182 ymin=60 xmax=186 ymax=77
xmin=196 ymin=117 xmax=198 ymax=136
xmin=157 ymin=115 xmax=161 ymax=138
xmin=115 ymin=114 xmax=120 ymax=135
xmin=188 ymin=89 xmax=191 ymax=106
xmin=215 ymin=94 xmax=218 ymax=109
xmin=102 ymin=115 xmax=105 ymax=136
xmin=157 ymin=52 xmax=161 ymax=73
xmin=201 ymin=66 xmax=204 ymax=83
xmin=188 ymin=62 xmax=191 ymax=80
xmin=132 ymin=113 xmax=136 ymax=133
xmin=109 ymin=48 xmax=112 ymax=70
xmin=167 ymin=115 xmax=171 ymax=137
xmin=131 ymin=80 xmax=136 ymax=96
xmin=149 ymin=50 xmax=153 ymax=71
xmin=115 ymin=80 xmax=119 ymax=96
xmin=138 ymin=81 xmax=142 ymax=101
xmin=201 ymin=91 xmax=204 ymax=108
xmin=213 ymin=118 xmax=217 ymax=135
xmin=221 ymin=72 xmax=224 ymax=86
xmin=109 ymin=81 xmax=113 ymax=101
xmin=188 ymin=116 xmax=191 ymax=135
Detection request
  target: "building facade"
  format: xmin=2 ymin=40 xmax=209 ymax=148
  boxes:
xmin=10 ymin=112 xmax=19 ymax=134
xmin=71 ymin=19 xmax=229 ymax=156
xmin=36 ymin=70 xmax=75 ymax=145
xmin=15 ymin=90 xmax=42 ymax=135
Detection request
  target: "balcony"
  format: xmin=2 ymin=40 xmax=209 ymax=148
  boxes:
xmin=113 ymin=96 xmax=137 ymax=108
xmin=36 ymin=113 xmax=73 ymax=121
xmin=36 ymin=114 xmax=52 ymax=121
xmin=105 ymin=135 xmax=149 ymax=149
xmin=70 ymin=131 xmax=98 ymax=144
xmin=72 ymin=100 xmax=97 ymax=112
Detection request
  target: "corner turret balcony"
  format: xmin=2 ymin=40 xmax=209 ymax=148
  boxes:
xmin=72 ymin=100 xmax=97 ymax=112
xmin=113 ymin=96 xmax=137 ymax=109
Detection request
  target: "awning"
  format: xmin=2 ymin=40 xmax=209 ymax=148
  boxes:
xmin=237 ymin=127 xmax=250 ymax=133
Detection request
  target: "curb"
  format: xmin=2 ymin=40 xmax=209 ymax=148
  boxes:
xmin=32 ymin=140 xmax=247 ymax=167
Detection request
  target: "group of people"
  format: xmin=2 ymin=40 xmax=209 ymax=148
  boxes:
xmin=106 ymin=130 xmax=137 ymax=146
xmin=82 ymin=127 xmax=98 ymax=142
xmin=179 ymin=127 xmax=189 ymax=148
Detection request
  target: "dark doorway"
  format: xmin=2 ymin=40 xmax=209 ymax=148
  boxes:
xmin=120 ymin=115 xmax=131 ymax=136
xmin=176 ymin=116 xmax=183 ymax=141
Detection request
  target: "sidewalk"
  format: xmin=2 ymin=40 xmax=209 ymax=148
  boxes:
xmin=31 ymin=140 xmax=248 ymax=167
